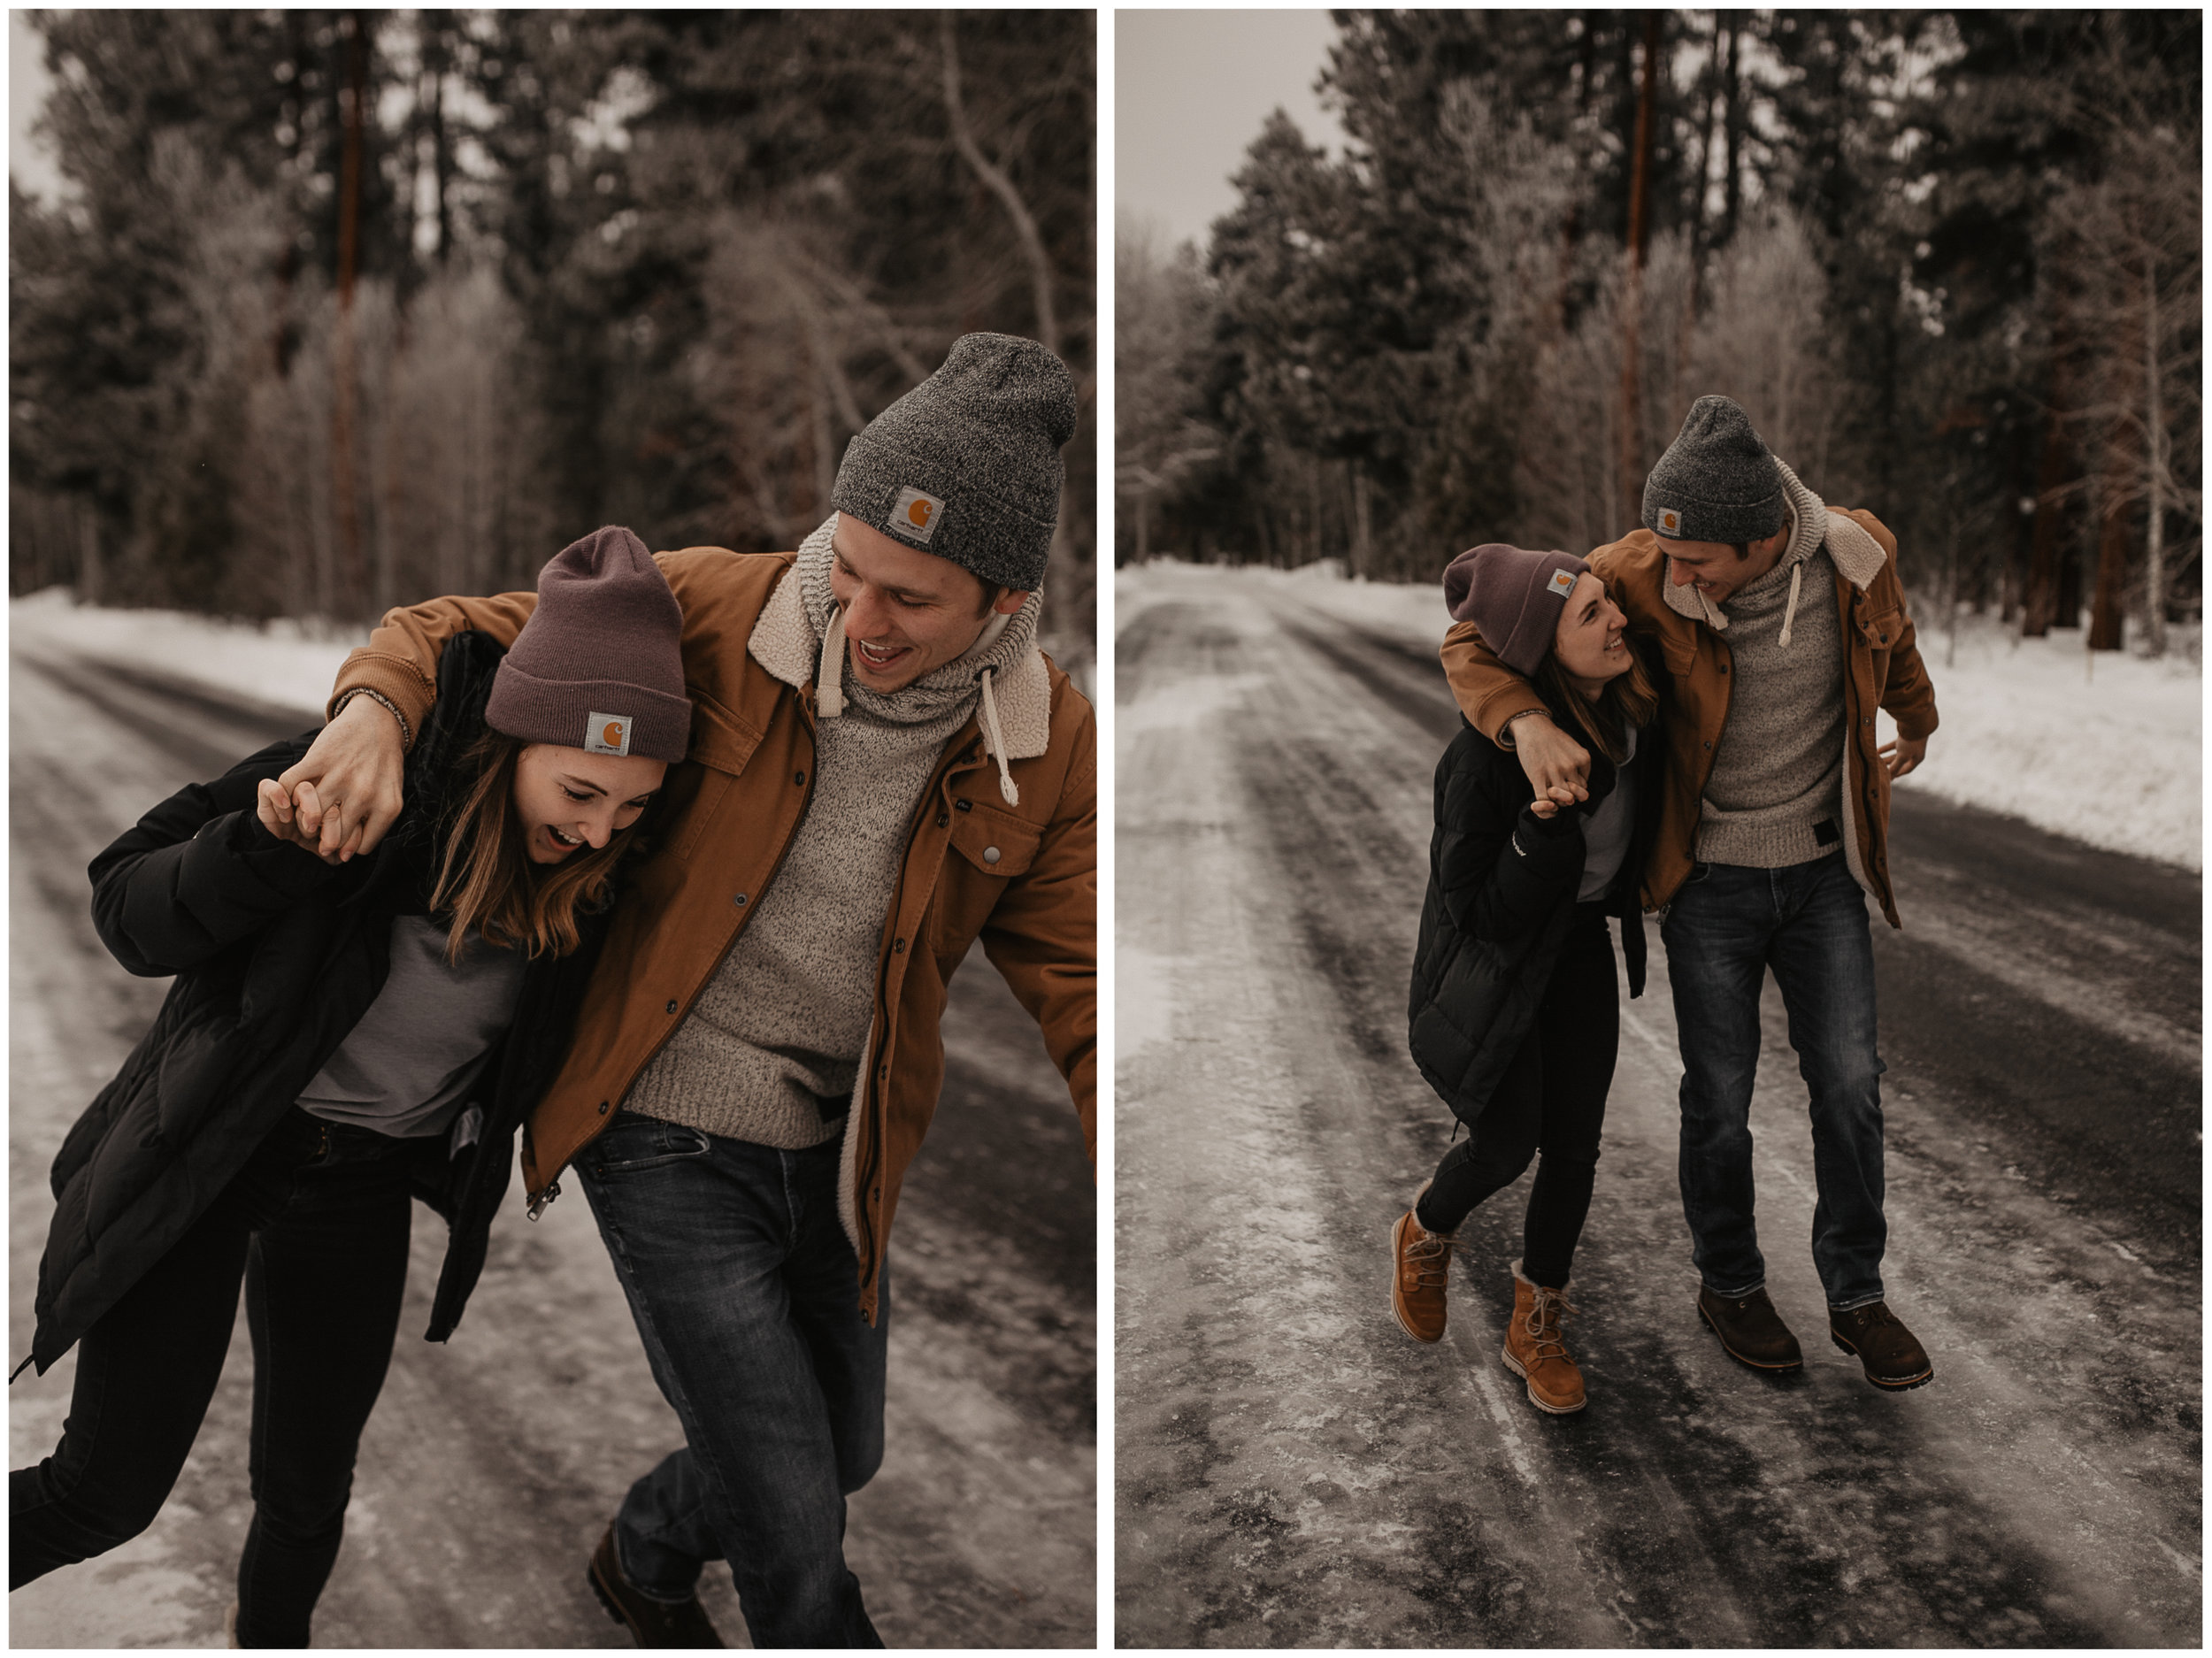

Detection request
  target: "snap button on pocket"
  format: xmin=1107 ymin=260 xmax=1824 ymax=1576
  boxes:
xmin=984 ymin=846 xmax=1001 ymax=864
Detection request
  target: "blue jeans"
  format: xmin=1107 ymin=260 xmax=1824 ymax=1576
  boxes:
xmin=577 ymin=1115 xmax=887 ymax=1649
xmin=1660 ymin=854 xmax=1888 ymax=1309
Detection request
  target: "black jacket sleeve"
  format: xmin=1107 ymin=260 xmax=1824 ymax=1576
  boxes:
xmin=88 ymin=734 xmax=346 ymax=978
xmin=1435 ymin=739 xmax=1586 ymax=946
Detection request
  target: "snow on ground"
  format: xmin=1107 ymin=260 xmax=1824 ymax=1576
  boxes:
xmin=11 ymin=587 xmax=365 ymax=714
xmin=1120 ymin=558 xmax=2204 ymax=871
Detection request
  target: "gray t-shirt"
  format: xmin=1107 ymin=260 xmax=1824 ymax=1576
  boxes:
xmin=1577 ymin=725 xmax=1639 ymax=902
xmin=297 ymin=915 xmax=527 ymax=1140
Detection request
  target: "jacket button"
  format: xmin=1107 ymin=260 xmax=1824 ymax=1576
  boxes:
xmin=665 ymin=999 xmax=678 ymax=1014
xmin=936 ymin=812 xmax=949 ymax=828
xmin=893 ymin=937 xmax=907 ymax=954
xmin=733 ymin=893 xmax=747 ymax=906
xmin=984 ymin=846 xmax=1001 ymax=864
xmin=795 ymin=770 xmax=805 ymax=785
xmin=597 ymin=1101 xmax=611 ymax=1116
xmin=1703 ymin=741 xmax=1712 ymax=750
xmin=955 ymin=799 xmax=972 ymax=813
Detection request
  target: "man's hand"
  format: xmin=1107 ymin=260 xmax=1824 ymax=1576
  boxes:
xmin=257 ymin=779 xmax=346 ymax=865
xmin=1506 ymin=713 xmax=1591 ymax=803
xmin=1879 ymin=734 xmax=1928 ymax=779
xmin=275 ymin=695 xmax=408 ymax=862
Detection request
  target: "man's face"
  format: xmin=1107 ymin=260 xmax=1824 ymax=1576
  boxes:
xmin=1663 ymin=528 xmax=1787 ymax=606
xmin=829 ymin=514 xmax=1028 ymax=695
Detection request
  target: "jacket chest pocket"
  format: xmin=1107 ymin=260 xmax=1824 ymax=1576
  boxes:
xmin=1854 ymin=601 xmax=1900 ymax=687
xmin=925 ymin=805 xmax=1041 ymax=958
xmin=1661 ymin=631 xmax=1700 ymax=679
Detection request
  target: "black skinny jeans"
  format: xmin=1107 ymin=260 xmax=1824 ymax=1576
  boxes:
xmin=1416 ymin=907 xmax=1619 ymax=1288
xmin=11 ymin=1109 xmax=415 ymax=1647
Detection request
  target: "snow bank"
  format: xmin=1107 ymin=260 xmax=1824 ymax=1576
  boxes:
xmin=1119 ymin=559 xmax=2203 ymax=871
xmin=12 ymin=587 xmax=365 ymax=715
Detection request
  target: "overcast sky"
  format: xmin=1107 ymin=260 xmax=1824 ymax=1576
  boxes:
xmin=1117 ymin=10 xmax=1346 ymax=255
xmin=12 ymin=11 xmax=65 ymax=203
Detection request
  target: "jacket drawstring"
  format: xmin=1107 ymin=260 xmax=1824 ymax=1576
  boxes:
xmin=977 ymin=666 xmax=1019 ymax=805
xmin=817 ymin=604 xmax=848 ymax=718
xmin=1778 ymin=561 xmax=1804 ymax=650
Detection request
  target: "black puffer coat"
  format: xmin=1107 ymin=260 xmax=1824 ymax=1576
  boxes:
xmin=27 ymin=632 xmax=609 ymax=1375
xmin=1407 ymin=692 xmax=1658 ymax=1128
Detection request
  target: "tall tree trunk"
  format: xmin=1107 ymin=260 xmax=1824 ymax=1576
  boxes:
xmin=2140 ymin=250 xmax=2165 ymax=656
xmin=1722 ymin=16 xmax=1743 ymax=246
xmin=1618 ymin=12 xmax=1661 ymax=530
xmin=331 ymin=12 xmax=367 ymax=619
xmin=2087 ymin=284 xmax=2143 ymax=651
xmin=2022 ymin=265 xmax=2074 ymax=637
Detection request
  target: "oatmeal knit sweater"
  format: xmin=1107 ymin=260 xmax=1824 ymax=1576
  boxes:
xmin=1682 ymin=462 xmax=1848 ymax=869
xmin=623 ymin=518 xmax=1044 ymax=1148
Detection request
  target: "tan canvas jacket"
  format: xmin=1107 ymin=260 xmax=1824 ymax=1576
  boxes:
xmin=330 ymin=548 xmax=1097 ymax=1323
xmin=1440 ymin=509 xmax=1938 ymax=927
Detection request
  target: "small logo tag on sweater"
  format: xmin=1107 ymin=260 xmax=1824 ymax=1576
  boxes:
xmin=1656 ymin=506 xmax=1684 ymax=535
xmin=586 ymin=712 xmax=633 ymax=756
xmin=889 ymin=487 xmax=944 ymax=544
xmin=1815 ymin=818 xmax=1839 ymax=846
xmin=1547 ymin=567 xmax=1577 ymax=598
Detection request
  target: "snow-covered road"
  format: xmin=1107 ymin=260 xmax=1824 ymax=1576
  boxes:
xmin=9 ymin=638 xmax=1095 ymax=1648
xmin=1113 ymin=562 xmax=2200 ymax=1646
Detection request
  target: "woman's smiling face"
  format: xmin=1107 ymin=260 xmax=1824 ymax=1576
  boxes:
xmin=510 ymin=744 xmax=665 ymax=864
xmin=1550 ymin=572 xmax=1631 ymax=695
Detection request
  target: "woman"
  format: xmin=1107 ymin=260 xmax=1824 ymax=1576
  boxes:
xmin=1395 ymin=541 xmax=1660 ymax=1416
xmin=10 ymin=526 xmax=691 ymax=1646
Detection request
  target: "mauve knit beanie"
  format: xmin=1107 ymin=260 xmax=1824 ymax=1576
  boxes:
xmin=1641 ymin=395 xmax=1786 ymax=544
xmin=1443 ymin=542 xmax=1591 ymax=677
xmin=830 ymin=332 xmax=1077 ymax=593
xmin=484 ymin=526 xmax=691 ymax=764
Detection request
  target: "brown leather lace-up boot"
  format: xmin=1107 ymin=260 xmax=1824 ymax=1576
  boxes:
xmin=1389 ymin=1196 xmax=1455 ymax=1342
xmin=1501 ymin=1260 xmax=1586 ymax=1414
xmin=1830 ymin=1301 xmax=1934 ymax=1391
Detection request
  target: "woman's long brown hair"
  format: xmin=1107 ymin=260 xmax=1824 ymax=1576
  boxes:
xmin=1534 ymin=583 xmax=1659 ymax=765
xmin=428 ymin=731 xmax=644 ymax=963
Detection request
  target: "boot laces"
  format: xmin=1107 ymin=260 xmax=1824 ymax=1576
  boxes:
xmin=1522 ymin=1285 xmax=1578 ymax=1362
xmin=1402 ymin=1224 xmax=1454 ymax=1288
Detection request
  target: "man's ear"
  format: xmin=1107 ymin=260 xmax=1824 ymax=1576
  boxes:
xmin=994 ymin=587 xmax=1030 ymax=617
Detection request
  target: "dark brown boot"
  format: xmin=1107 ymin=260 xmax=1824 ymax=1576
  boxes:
xmin=1830 ymin=1301 xmax=1933 ymax=1391
xmin=588 ymin=1523 xmax=725 ymax=1648
xmin=1696 ymin=1285 xmax=1804 ymax=1371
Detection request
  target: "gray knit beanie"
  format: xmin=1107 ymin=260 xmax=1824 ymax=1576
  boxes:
xmin=1641 ymin=395 xmax=1786 ymax=543
xmin=1442 ymin=542 xmax=1591 ymax=676
xmin=829 ymin=332 xmax=1076 ymax=593
xmin=485 ymin=526 xmax=691 ymax=763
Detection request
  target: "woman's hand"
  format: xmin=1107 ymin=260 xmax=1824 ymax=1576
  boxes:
xmin=257 ymin=779 xmax=347 ymax=865
xmin=1528 ymin=785 xmax=1578 ymax=821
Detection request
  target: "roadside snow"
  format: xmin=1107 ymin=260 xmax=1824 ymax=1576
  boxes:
xmin=1119 ymin=559 xmax=2203 ymax=871
xmin=12 ymin=587 xmax=365 ymax=715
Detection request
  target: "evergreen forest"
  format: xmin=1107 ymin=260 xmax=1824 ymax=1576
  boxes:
xmin=1117 ymin=9 xmax=2200 ymax=653
xmin=11 ymin=10 xmax=1097 ymax=665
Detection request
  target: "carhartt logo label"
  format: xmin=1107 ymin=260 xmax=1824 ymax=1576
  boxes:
xmin=1656 ymin=506 xmax=1684 ymax=535
xmin=1547 ymin=568 xmax=1577 ymax=598
xmin=889 ymin=486 xmax=944 ymax=544
xmin=585 ymin=712 xmax=633 ymax=756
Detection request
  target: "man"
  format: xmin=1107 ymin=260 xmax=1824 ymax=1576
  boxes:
xmin=282 ymin=333 xmax=1094 ymax=1646
xmin=1438 ymin=395 xmax=1939 ymax=1391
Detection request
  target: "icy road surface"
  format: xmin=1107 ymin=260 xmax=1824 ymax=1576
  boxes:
xmin=1114 ymin=562 xmax=2200 ymax=1647
xmin=9 ymin=640 xmax=1094 ymax=1648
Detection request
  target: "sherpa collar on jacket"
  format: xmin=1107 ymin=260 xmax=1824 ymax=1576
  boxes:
xmin=1661 ymin=458 xmax=1890 ymax=633
xmin=747 ymin=515 xmax=1054 ymax=767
